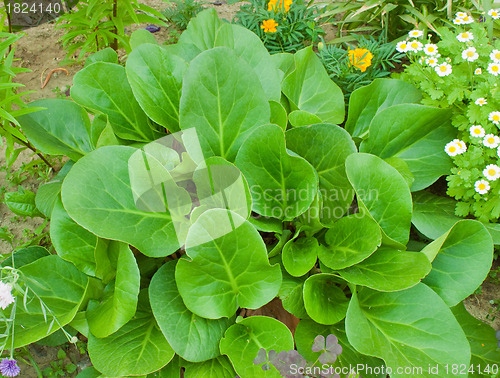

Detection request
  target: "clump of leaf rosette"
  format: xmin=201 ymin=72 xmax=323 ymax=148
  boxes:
xmin=396 ymin=11 xmax=500 ymax=223
xmin=3 ymin=8 xmax=499 ymax=378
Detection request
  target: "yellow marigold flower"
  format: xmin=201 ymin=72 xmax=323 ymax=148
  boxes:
xmin=261 ymin=19 xmax=278 ymax=33
xmin=348 ymin=48 xmax=374 ymax=72
xmin=268 ymin=0 xmax=292 ymax=12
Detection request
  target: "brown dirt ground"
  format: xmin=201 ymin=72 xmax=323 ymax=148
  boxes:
xmin=0 ymin=0 xmax=498 ymax=376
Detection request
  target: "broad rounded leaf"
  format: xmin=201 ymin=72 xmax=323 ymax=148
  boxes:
xmin=286 ymin=124 xmax=357 ymax=225
xmin=338 ymin=247 xmax=431 ymax=292
xmin=303 ymin=274 xmax=349 ymax=325
xmin=422 ymin=220 xmax=493 ymax=306
xmin=126 ymin=43 xmax=187 ymax=133
xmin=278 ymin=272 xmax=309 ymax=319
xmin=220 ymin=316 xmax=294 ymax=378
xmin=1 ymin=246 xmax=50 ymax=268
xmin=178 ymin=8 xmax=224 ymax=51
xmin=179 ymin=47 xmax=270 ymax=161
xmin=71 ymin=62 xmax=162 ymax=141
xmin=183 ymin=356 xmax=236 ymax=378
xmin=345 ymin=153 xmax=412 ymax=247
xmin=5 ymin=256 xmax=89 ymax=348
xmin=319 ymin=214 xmax=381 ymax=270
xmin=17 ymin=99 xmax=92 ymax=161
xmin=282 ymin=46 xmax=344 ymax=124
xmin=345 ymin=78 xmax=422 ymax=138
xmin=88 ymin=296 xmax=175 ymax=376
xmin=50 ymin=197 xmax=99 ymax=276
xmin=360 ymin=104 xmax=454 ymax=190
xmin=176 ymin=209 xmax=282 ymax=318
xmin=86 ymin=243 xmax=140 ymax=338
xmin=346 ymin=284 xmax=470 ymax=377
xmin=288 ymin=110 xmax=322 ymax=127
xmin=61 ymin=146 xmax=179 ymax=257
xmin=150 ymin=261 xmax=234 ymax=362
xmin=236 ymin=124 xmax=317 ymax=220
xmin=282 ymin=236 xmax=318 ymax=277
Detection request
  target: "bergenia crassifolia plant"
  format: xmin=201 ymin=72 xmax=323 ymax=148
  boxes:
xmin=2 ymin=9 xmax=499 ymax=378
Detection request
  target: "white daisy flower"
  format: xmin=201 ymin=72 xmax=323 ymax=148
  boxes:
xmin=470 ymin=125 xmax=485 ymax=137
xmin=475 ymin=179 xmax=490 ymax=194
xmin=488 ymin=8 xmax=500 ymax=19
xmin=444 ymin=141 xmax=461 ymax=156
xmin=435 ymin=62 xmax=452 ymax=77
xmin=423 ymin=43 xmax=438 ymax=56
xmin=456 ymin=12 xmax=467 ymax=18
xmin=487 ymin=62 xmax=500 ymax=76
xmin=462 ymin=47 xmax=479 ymax=62
xmin=396 ymin=40 xmax=409 ymax=53
xmin=490 ymin=49 xmax=500 ymax=62
xmin=483 ymin=134 xmax=500 ymax=148
xmin=408 ymin=29 xmax=423 ymax=38
xmin=426 ymin=57 xmax=439 ymax=67
xmin=475 ymin=97 xmax=487 ymax=106
xmin=0 ymin=282 xmax=14 ymax=310
xmin=453 ymin=17 xmax=464 ymax=25
xmin=456 ymin=31 xmax=474 ymax=42
xmin=461 ymin=15 xmax=474 ymax=24
xmin=483 ymin=164 xmax=500 ymax=181
xmin=451 ymin=139 xmax=467 ymax=154
xmin=475 ymin=68 xmax=482 ymax=75
xmin=489 ymin=111 xmax=500 ymax=125
xmin=407 ymin=40 xmax=423 ymax=52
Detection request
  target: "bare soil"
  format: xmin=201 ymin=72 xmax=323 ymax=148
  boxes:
xmin=0 ymin=0 xmax=498 ymax=376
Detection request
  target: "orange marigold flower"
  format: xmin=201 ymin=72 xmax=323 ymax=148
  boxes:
xmin=261 ymin=19 xmax=278 ymax=33
xmin=348 ymin=48 xmax=374 ymax=72
xmin=268 ymin=0 xmax=292 ymax=12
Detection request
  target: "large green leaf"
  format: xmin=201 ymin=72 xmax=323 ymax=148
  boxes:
xmin=235 ymin=124 xmax=317 ymax=220
xmin=338 ymin=247 xmax=431 ymax=292
xmin=86 ymin=243 xmax=140 ymax=338
xmin=412 ymin=191 xmax=500 ymax=245
xmin=295 ymin=319 xmax=385 ymax=378
xmin=61 ymin=146 xmax=180 ymax=257
xmin=282 ymin=236 xmax=318 ymax=277
xmin=346 ymin=284 xmax=471 ymax=377
xmin=278 ymin=272 xmax=309 ymax=319
xmin=220 ymin=316 xmax=294 ymax=378
xmin=319 ymin=214 xmax=381 ymax=270
xmin=345 ymin=153 xmax=412 ymax=247
xmin=345 ymin=78 xmax=422 ymax=138
xmin=50 ymin=197 xmax=99 ymax=276
xmin=4 ymin=256 xmax=89 ymax=348
xmin=286 ymin=124 xmax=357 ymax=225
xmin=176 ymin=209 xmax=281 ymax=318
xmin=421 ymin=220 xmax=493 ymax=306
xmin=71 ymin=62 xmax=161 ymax=142
xmin=17 ymin=99 xmax=92 ymax=161
xmin=360 ymin=104 xmax=454 ymax=190
xmin=451 ymin=303 xmax=500 ymax=377
xmin=35 ymin=160 xmax=74 ymax=218
xmin=88 ymin=295 xmax=175 ymax=377
xmin=303 ymin=274 xmax=349 ymax=325
xmin=282 ymin=47 xmax=344 ymax=124
xmin=179 ymin=47 xmax=270 ymax=161
xmin=4 ymin=186 xmax=41 ymax=217
xmin=183 ymin=356 xmax=237 ymax=377
xmin=178 ymin=8 xmax=224 ymax=51
xmin=150 ymin=261 xmax=234 ymax=362
xmin=1 ymin=246 xmax=50 ymax=268
xmin=126 ymin=43 xmax=187 ymax=133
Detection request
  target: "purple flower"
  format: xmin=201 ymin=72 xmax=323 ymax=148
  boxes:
xmin=0 ymin=358 xmax=20 ymax=377
xmin=144 ymin=25 xmax=161 ymax=33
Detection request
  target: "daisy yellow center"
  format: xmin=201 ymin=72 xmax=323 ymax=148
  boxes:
xmin=449 ymin=146 xmax=456 ymax=152
xmin=493 ymin=66 xmax=499 ymax=72
xmin=488 ymin=137 xmax=495 ymax=143
xmin=461 ymin=33 xmax=468 ymax=38
xmin=479 ymin=183 xmax=486 ymax=190
xmin=440 ymin=66 xmax=447 ymax=72
xmin=463 ymin=16 xmax=470 ymax=21
xmin=474 ymin=129 xmax=481 ymax=134
xmin=494 ymin=115 xmax=500 ymax=121
xmin=495 ymin=53 xmax=500 ymax=59
xmin=467 ymin=51 xmax=474 ymax=57
xmin=493 ymin=12 xmax=498 ymax=16
xmin=428 ymin=46 xmax=434 ymax=51
xmin=489 ymin=169 xmax=496 ymax=176
xmin=401 ymin=43 xmax=407 ymax=49
xmin=479 ymin=100 xmax=485 ymax=103
xmin=411 ymin=42 xmax=418 ymax=48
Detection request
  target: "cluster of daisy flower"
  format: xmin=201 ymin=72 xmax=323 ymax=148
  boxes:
xmin=444 ymin=110 xmax=500 ymax=194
